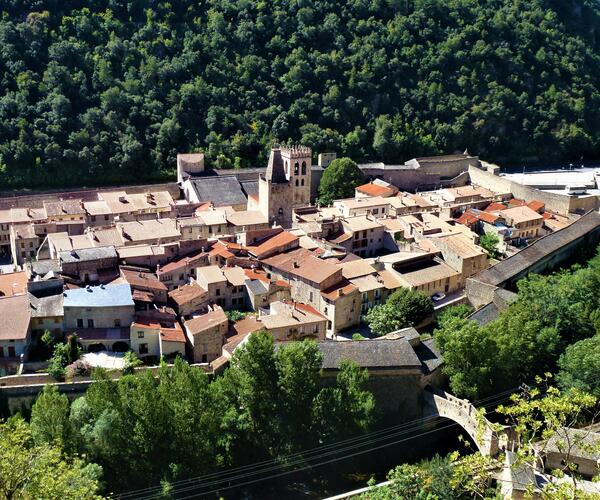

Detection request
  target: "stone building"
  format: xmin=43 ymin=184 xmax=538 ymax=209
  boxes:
xmin=184 ymin=306 xmax=228 ymax=363
xmin=256 ymin=146 xmax=312 ymax=227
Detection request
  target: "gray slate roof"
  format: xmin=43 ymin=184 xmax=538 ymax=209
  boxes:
xmin=191 ymin=176 xmax=248 ymax=206
xmin=265 ymin=149 xmax=287 ymax=183
xmin=474 ymin=211 xmax=600 ymax=287
xmin=469 ymin=302 xmax=500 ymax=326
xmin=413 ymin=338 xmax=444 ymax=374
xmin=59 ymin=246 xmax=117 ymax=263
xmin=240 ymin=180 xmax=259 ymax=198
xmin=29 ymin=259 xmax=62 ymax=277
xmin=318 ymin=339 xmax=422 ymax=370
xmin=29 ymin=292 xmax=64 ymax=318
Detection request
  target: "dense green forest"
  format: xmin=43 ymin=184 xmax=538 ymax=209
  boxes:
xmin=1 ymin=0 xmax=600 ymax=188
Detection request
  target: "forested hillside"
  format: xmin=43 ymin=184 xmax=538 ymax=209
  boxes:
xmin=1 ymin=0 xmax=600 ymax=188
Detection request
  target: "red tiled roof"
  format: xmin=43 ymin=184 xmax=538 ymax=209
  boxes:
xmin=477 ymin=211 xmax=499 ymax=224
xmin=158 ymin=250 xmax=209 ymax=274
xmin=356 ymin=182 xmax=393 ymax=197
xmin=132 ymin=290 xmax=155 ymax=302
xmin=320 ymin=280 xmax=357 ymax=301
xmin=527 ymin=200 xmax=545 ymax=213
xmin=248 ymin=231 xmax=299 ymax=258
xmin=168 ymin=282 xmax=208 ymax=305
xmin=507 ymin=198 xmax=526 ymax=207
xmin=263 ymin=248 xmax=341 ymax=286
xmin=230 ymin=316 xmax=263 ymax=337
xmin=292 ymin=301 xmax=327 ymax=319
xmin=485 ymin=202 xmax=507 ymax=212
xmin=121 ymin=268 xmax=167 ymax=291
xmin=456 ymin=211 xmax=478 ymax=226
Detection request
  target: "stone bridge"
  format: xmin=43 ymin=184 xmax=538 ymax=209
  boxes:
xmin=424 ymin=387 xmax=513 ymax=456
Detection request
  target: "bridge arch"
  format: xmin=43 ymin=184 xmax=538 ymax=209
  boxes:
xmin=424 ymin=387 xmax=508 ymax=456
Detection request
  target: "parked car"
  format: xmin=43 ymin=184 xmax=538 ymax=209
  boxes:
xmin=431 ymin=292 xmax=446 ymax=302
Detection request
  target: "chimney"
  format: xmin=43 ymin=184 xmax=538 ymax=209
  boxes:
xmin=293 ymin=261 xmax=299 ymax=268
xmin=339 ymin=287 xmax=344 ymax=296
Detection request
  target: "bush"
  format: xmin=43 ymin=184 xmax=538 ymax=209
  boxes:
xmin=65 ymin=360 xmax=93 ymax=379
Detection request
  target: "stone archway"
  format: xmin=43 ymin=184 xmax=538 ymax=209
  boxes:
xmin=112 ymin=341 xmax=129 ymax=353
xmin=88 ymin=343 xmax=106 ymax=353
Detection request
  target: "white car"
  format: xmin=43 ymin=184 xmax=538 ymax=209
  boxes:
xmin=431 ymin=292 xmax=446 ymax=302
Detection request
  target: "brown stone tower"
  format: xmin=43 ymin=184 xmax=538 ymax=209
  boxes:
xmin=258 ymin=145 xmax=312 ymax=227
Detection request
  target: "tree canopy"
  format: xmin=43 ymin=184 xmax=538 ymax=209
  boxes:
xmin=317 ymin=157 xmax=363 ymax=205
xmin=26 ymin=333 xmax=375 ymax=494
xmin=365 ymin=288 xmax=433 ymax=336
xmin=435 ymin=248 xmax=600 ymax=399
xmin=0 ymin=0 xmax=600 ymax=188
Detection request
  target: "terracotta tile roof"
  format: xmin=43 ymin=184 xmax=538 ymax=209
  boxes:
xmin=527 ymin=200 xmax=545 ymax=213
xmin=320 ymin=279 xmax=358 ymax=301
xmin=507 ymin=198 xmax=526 ymax=207
xmin=457 ymin=211 xmax=478 ymax=226
xmin=0 ymin=271 xmax=28 ymax=297
xmin=132 ymin=290 xmax=155 ymax=302
xmin=502 ymin=205 xmax=543 ymax=224
xmin=0 ymin=295 xmax=30 ymax=340
xmin=485 ymin=202 xmax=507 ymax=212
xmin=244 ymin=268 xmax=290 ymax=288
xmin=230 ymin=315 xmax=263 ymax=337
xmin=184 ymin=307 xmax=228 ymax=335
xmin=356 ymin=182 xmax=394 ymax=197
xmin=43 ymin=199 xmax=85 ymax=217
xmin=158 ymin=250 xmax=209 ymax=274
xmin=263 ymin=248 xmax=341 ymax=286
xmin=121 ymin=268 xmax=167 ymax=292
xmin=247 ymin=231 xmax=299 ymax=259
xmin=168 ymin=282 xmax=208 ymax=305
xmin=477 ymin=211 xmax=499 ymax=224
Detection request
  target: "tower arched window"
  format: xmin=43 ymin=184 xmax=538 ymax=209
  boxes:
xmin=294 ymin=162 xmax=299 ymax=176
xmin=301 ymin=161 xmax=306 ymax=175
xmin=285 ymin=161 xmax=289 ymax=175
xmin=295 ymin=179 xmax=299 ymax=186
xmin=301 ymin=179 xmax=305 ymax=186
xmin=278 ymin=207 xmax=283 ymax=215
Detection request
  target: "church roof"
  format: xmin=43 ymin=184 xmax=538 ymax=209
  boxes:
xmin=265 ymin=148 xmax=287 ymax=183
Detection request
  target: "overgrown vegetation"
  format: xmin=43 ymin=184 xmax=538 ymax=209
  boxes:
xmin=365 ymin=288 xmax=433 ymax=336
xmin=24 ymin=332 xmax=375 ymax=494
xmin=1 ymin=0 xmax=600 ymax=188
xmin=435 ymin=247 xmax=600 ymax=399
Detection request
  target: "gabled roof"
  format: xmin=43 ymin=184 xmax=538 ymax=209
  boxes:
xmin=262 ymin=248 xmax=341 ymax=286
xmin=59 ymin=246 xmax=117 ymax=264
xmin=168 ymin=282 xmax=208 ymax=305
xmin=318 ymin=339 xmax=421 ymax=370
xmin=265 ymin=148 xmax=287 ymax=183
xmin=190 ymin=176 xmax=247 ymax=207
xmin=184 ymin=307 xmax=228 ymax=336
xmin=0 ymin=295 xmax=31 ymax=340
xmin=63 ymin=283 xmax=134 ymax=308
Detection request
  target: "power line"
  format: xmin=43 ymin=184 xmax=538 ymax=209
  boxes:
xmin=121 ymin=391 xmax=518 ymax=500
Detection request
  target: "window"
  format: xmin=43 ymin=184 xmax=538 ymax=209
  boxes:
xmin=20 ymin=242 xmax=24 ymax=249
xmin=313 ymin=325 xmax=319 ymax=333
xmin=301 ymin=161 xmax=307 ymax=175
xmin=0 ymin=346 xmax=3 ymax=357
xmin=139 ymin=343 xmax=148 ymax=354
xmin=201 ymin=354 xmax=208 ymax=363
xmin=8 ymin=346 xmax=15 ymax=357
xmin=77 ymin=319 xmax=84 ymax=328
xmin=29 ymin=242 xmax=33 ymax=248
xmin=309 ymin=291 xmax=313 ymax=302
xmin=278 ymin=207 xmax=283 ymax=215
xmin=138 ymin=331 xmax=145 ymax=338
xmin=30 ymin=251 xmax=35 ymax=257
xmin=91 ymin=215 xmax=96 ymax=222
xmin=114 ymin=319 xmax=121 ymax=327
xmin=294 ymin=162 xmax=299 ymax=175
xmin=53 ymin=317 xmax=60 ymax=323
xmin=373 ymin=209 xmax=379 ymax=215
xmin=104 ymin=215 xmax=109 ymax=221
xmin=215 ymin=288 xmax=220 ymax=296
xmin=301 ymin=179 xmax=305 ymax=186
xmin=179 ymin=273 xmax=184 ymax=280
xmin=295 ymin=179 xmax=299 ymax=186
xmin=87 ymin=319 xmax=94 ymax=328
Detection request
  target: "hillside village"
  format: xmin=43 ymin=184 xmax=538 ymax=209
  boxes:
xmin=0 ymin=146 xmax=594 ymax=381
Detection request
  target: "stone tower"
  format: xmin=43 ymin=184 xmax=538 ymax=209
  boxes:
xmin=258 ymin=145 xmax=312 ymax=227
